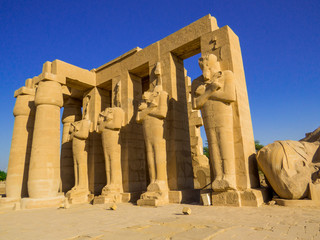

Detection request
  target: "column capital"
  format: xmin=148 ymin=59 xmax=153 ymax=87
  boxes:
xmin=14 ymin=87 xmax=36 ymax=98
xmin=35 ymin=80 xmax=63 ymax=107
xmin=34 ymin=72 xmax=65 ymax=85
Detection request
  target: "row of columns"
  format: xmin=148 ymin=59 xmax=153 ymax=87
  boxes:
xmin=6 ymin=78 xmax=72 ymax=200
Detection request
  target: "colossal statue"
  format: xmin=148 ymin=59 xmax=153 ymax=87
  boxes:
xmin=191 ymin=54 xmax=237 ymax=191
xmin=66 ymin=96 xmax=91 ymax=203
xmin=136 ymin=84 xmax=169 ymax=206
xmin=257 ymin=140 xmax=320 ymax=200
xmin=96 ymin=107 xmax=124 ymax=202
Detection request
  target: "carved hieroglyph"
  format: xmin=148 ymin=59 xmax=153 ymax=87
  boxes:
xmin=136 ymin=85 xmax=169 ymax=206
xmin=96 ymin=107 xmax=124 ymax=202
xmin=192 ymin=54 xmax=236 ymax=191
xmin=66 ymin=96 xmax=91 ymax=203
xmin=257 ymin=140 xmax=320 ymax=200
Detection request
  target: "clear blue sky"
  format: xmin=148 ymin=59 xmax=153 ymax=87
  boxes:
xmin=0 ymin=0 xmax=319 ymax=170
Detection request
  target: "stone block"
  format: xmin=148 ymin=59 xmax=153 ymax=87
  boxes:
xmin=109 ymin=203 xmax=117 ymax=210
xmin=200 ymin=192 xmax=211 ymax=206
xmin=309 ymin=183 xmax=320 ymax=201
xmin=0 ymin=197 xmax=20 ymax=209
xmin=212 ymin=190 xmax=241 ymax=207
xmin=275 ymin=199 xmax=320 ymax=207
xmin=182 ymin=207 xmax=191 ymax=215
xmin=93 ymin=193 xmax=124 ymax=204
xmin=240 ymin=188 xmax=270 ymax=207
xmin=137 ymin=198 xmax=162 ymax=207
xmin=169 ymin=191 xmax=182 ymax=203
xmin=21 ymin=195 xmax=65 ymax=210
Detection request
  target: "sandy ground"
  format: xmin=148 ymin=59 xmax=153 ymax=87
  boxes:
xmin=0 ymin=203 xmax=320 ymax=240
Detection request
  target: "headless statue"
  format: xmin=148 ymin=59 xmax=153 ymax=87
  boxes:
xmin=136 ymin=85 xmax=169 ymax=204
xmin=97 ymin=107 xmax=124 ymax=201
xmin=66 ymin=96 xmax=91 ymax=201
xmin=191 ymin=54 xmax=237 ymax=191
xmin=257 ymin=140 xmax=320 ymax=200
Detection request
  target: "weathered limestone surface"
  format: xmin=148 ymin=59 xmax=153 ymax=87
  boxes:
xmin=192 ymin=54 xmax=237 ymax=191
xmin=28 ymin=79 xmax=63 ymax=199
xmin=6 ymin=82 xmax=35 ymax=199
xmin=136 ymin=85 xmax=169 ymax=206
xmin=185 ymin=72 xmax=211 ymax=189
xmin=66 ymin=96 xmax=91 ymax=204
xmin=60 ymin=97 xmax=82 ymax=193
xmin=95 ymin=107 xmax=125 ymax=203
xmin=4 ymin=14 xmax=262 ymax=209
xmin=257 ymin=140 xmax=320 ymax=200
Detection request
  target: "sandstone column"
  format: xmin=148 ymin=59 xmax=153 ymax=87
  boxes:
xmin=60 ymin=97 xmax=82 ymax=193
xmin=27 ymin=80 xmax=63 ymax=199
xmin=6 ymin=84 xmax=35 ymax=199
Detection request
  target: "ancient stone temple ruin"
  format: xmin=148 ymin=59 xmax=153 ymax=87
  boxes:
xmin=1 ymin=14 xmax=268 ymax=209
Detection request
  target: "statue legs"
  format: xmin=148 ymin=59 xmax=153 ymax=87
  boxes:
xmin=138 ymin=117 xmax=169 ymax=206
xmin=66 ymin=138 xmax=90 ymax=203
xmin=202 ymin=102 xmax=236 ymax=191
xmin=100 ymin=129 xmax=123 ymax=202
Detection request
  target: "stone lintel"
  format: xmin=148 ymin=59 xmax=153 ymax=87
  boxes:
xmin=95 ymin=47 xmax=142 ymax=72
xmin=14 ymin=87 xmax=35 ymax=98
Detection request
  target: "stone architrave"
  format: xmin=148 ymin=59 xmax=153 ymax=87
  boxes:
xmin=257 ymin=140 xmax=320 ymax=201
xmin=66 ymin=96 xmax=92 ymax=204
xmin=192 ymin=53 xmax=237 ymax=192
xmin=94 ymin=107 xmax=124 ymax=203
xmin=136 ymin=85 xmax=169 ymax=206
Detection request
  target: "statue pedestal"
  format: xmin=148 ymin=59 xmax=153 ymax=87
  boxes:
xmin=93 ymin=193 xmax=131 ymax=204
xmin=66 ymin=189 xmax=93 ymax=204
xmin=0 ymin=197 xmax=20 ymax=209
xmin=211 ymin=188 xmax=270 ymax=207
xmin=275 ymin=199 xmax=320 ymax=207
xmin=137 ymin=191 xmax=169 ymax=207
xmin=21 ymin=195 xmax=65 ymax=209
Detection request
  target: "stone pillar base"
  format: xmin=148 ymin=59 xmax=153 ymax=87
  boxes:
xmin=137 ymin=191 xmax=169 ymax=207
xmin=275 ymin=199 xmax=320 ymax=207
xmin=21 ymin=195 xmax=65 ymax=209
xmin=169 ymin=189 xmax=200 ymax=203
xmin=212 ymin=188 xmax=270 ymax=207
xmin=93 ymin=193 xmax=130 ymax=204
xmin=137 ymin=198 xmax=164 ymax=206
xmin=0 ymin=197 xmax=20 ymax=209
xmin=66 ymin=190 xmax=93 ymax=204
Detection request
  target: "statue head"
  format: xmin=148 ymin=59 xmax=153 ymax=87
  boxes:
xmin=198 ymin=54 xmax=220 ymax=82
xmin=142 ymin=91 xmax=152 ymax=101
xmin=104 ymin=108 xmax=114 ymax=121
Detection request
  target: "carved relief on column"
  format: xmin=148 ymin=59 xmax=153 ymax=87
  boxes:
xmin=28 ymin=79 xmax=63 ymax=198
xmin=60 ymin=97 xmax=82 ymax=193
xmin=6 ymin=79 xmax=36 ymax=199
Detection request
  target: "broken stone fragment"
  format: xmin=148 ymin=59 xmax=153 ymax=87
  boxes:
xmin=182 ymin=207 xmax=191 ymax=215
xmin=109 ymin=204 xmax=117 ymax=210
